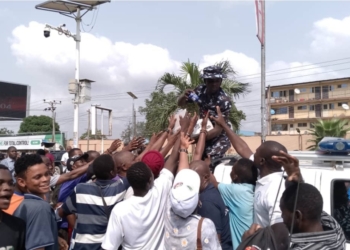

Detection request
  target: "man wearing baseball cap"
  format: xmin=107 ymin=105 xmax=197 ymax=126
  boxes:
xmin=177 ymin=65 xmax=233 ymax=160
xmin=164 ymin=132 xmax=221 ymax=249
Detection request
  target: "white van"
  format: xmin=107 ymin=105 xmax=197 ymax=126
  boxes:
xmin=213 ymin=151 xmax=350 ymax=249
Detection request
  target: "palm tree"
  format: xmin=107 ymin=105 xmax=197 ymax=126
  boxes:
xmin=307 ymin=118 xmax=350 ymax=150
xmin=151 ymin=60 xmax=249 ymax=131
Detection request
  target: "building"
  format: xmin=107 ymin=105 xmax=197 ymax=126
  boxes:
xmin=267 ymin=77 xmax=350 ymax=135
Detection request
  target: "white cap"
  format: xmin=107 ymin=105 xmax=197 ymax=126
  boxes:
xmin=169 ymin=169 xmax=200 ymax=218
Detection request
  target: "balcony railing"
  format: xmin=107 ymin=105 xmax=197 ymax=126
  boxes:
xmin=268 ymin=89 xmax=350 ymax=105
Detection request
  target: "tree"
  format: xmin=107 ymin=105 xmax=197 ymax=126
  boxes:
xmin=80 ymin=129 xmax=107 ymax=140
xmin=18 ymin=115 xmax=60 ymax=133
xmin=139 ymin=60 xmax=249 ymax=135
xmin=120 ymin=121 xmax=147 ymax=142
xmin=0 ymin=128 xmax=14 ymax=135
xmin=307 ymin=118 xmax=350 ymax=150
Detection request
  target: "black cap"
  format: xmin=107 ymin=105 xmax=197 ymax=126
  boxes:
xmin=67 ymin=153 xmax=89 ymax=171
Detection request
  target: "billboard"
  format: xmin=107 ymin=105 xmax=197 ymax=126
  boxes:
xmin=0 ymin=133 xmax=65 ymax=151
xmin=0 ymin=81 xmax=31 ymax=120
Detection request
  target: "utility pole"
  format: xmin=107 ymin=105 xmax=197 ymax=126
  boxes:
xmin=87 ymin=109 xmax=91 ymax=151
xmin=127 ymin=92 xmax=138 ymax=138
xmin=44 ymin=99 xmax=61 ymax=143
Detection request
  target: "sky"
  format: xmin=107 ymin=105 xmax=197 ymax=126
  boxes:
xmin=1 ymin=1 xmax=350 ymax=139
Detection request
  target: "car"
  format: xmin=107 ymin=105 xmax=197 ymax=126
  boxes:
xmin=213 ymin=151 xmax=350 ymax=249
xmin=50 ymin=150 xmax=66 ymax=175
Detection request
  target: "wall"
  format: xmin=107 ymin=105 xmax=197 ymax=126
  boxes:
xmin=66 ymin=134 xmax=315 ymax=154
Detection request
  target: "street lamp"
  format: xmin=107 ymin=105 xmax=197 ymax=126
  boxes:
xmin=35 ymin=0 xmax=110 ymax=148
xmin=127 ymin=92 xmax=138 ymax=139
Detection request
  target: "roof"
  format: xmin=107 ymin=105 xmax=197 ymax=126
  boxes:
xmin=269 ymin=77 xmax=350 ymax=89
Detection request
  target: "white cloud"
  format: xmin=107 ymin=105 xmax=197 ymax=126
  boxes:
xmin=310 ymin=16 xmax=350 ymax=57
xmin=6 ymin=15 xmax=350 ymax=137
xmin=8 ymin=21 xmax=180 ymax=139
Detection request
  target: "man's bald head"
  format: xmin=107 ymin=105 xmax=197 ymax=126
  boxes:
xmin=190 ymin=160 xmax=211 ymax=192
xmin=190 ymin=160 xmax=210 ymax=175
xmin=87 ymin=150 xmax=100 ymax=162
xmin=112 ymin=151 xmax=135 ymax=177
xmin=255 ymin=141 xmax=287 ymax=171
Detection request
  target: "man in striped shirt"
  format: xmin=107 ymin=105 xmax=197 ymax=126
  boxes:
xmin=58 ymin=154 xmax=130 ymax=250
xmin=280 ymin=183 xmax=346 ymax=250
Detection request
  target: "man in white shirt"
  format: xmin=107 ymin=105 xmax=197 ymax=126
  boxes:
xmin=60 ymin=146 xmax=72 ymax=173
xmin=102 ymin=161 xmax=176 ymax=250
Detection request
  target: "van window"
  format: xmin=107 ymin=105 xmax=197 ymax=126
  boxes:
xmin=332 ymin=180 xmax=350 ymax=241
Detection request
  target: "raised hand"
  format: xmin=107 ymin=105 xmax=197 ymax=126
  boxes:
xmin=201 ymin=111 xmax=209 ymax=129
xmin=180 ymin=132 xmax=195 ymax=149
xmin=179 ymin=112 xmax=191 ymax=133
xmin=272 ymin=150 xmax=302 ymax=182
xmin=168 ymin=115 xmax=177 ymax=130
xmin=108 ymin=139 xmax=122 ymax=153
xmin=187 ymin=112 xmax=199 ymax=136
xmin=210 ymin=106 xmax=225 ymax=127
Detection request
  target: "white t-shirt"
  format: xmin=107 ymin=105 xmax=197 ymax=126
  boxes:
xmin=250 ymin=154 xmax=285 ymax=227
xmin=101 ymin=168 xmax=174 ymax=250
xmin=61 ymin=152 xmax=69 ymax=164
xmin=50 ymin=174 xmax=60 ymax=187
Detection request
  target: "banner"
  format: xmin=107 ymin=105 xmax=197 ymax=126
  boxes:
xmin=0 ymin=134 xmax=65 ymax=151
xmin=255 ymin=0 xmax=265 ymax=45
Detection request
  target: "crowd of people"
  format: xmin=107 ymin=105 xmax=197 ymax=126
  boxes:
xmin=0 ymin=65 xmax=347 ymax=250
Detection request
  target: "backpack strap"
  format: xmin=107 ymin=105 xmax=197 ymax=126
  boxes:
xmin=197 ymin=217 xmax=205 ymax=250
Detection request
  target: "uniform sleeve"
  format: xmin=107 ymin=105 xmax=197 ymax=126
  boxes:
xmin=101 ymin=207 xmax=124 ymax=250
xmin=198 ymin=200 xmax=223 ymax=234
xmin=201 ymin=218 xmax=222 ymax=250
xmin=24 ymin=205 xmax=56 ymax=249
xmin=187 ymin=85 xmax=203 ymax=103
xmin=218 ymin=96 xmax=232 ymax=123
xmin=62 ymin=187 xmax=77 ymax=215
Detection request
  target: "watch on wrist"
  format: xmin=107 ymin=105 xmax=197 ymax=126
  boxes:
xmin=179 ymin=148 xmax=188 ymax=154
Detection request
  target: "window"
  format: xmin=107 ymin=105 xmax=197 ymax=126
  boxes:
xmin=297 ymin=105 xmax=307 ymax=110
xmin=309 ymin=105 xmax=315 ymax=111
xmin=290 ymin=124 xmax=294 ymax=128
xmin=337 ymin=84 xmax=348 ymax=88
xmin=275 ymin=107 xmax=288 ymax=114
xmin=271 ymin=124 xmax=288 ymax=131
xmin=297 ymin=123 xmax=307 ymax=127
xmin=329 ymin=103 xmax=335 ymax=110
xmin=271 ymin=91 xmax=287 ymax=98
xmin=323 ymin=104 xmax=328 ymax=110
xmin=310 ymin=123 xmax=315 ymax=128
xmin=338 ymin=102 xmax=348 ymax=107
xmin=331 ymin=180 xmax=350 ymax=241
xmin=329 ymin=85 xmax=335 ymax=91
xmin=300 ymin=88 xmax=307 ymax=93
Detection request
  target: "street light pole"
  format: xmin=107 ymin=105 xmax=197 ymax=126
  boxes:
xmin=73 ymin=7 xmax=81 ymax=148
xmin=35 ymin=0 xmax=110 ymax=148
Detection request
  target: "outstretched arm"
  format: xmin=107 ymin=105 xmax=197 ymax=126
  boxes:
xmin=211 ymin=106 xmax=253 ymax=158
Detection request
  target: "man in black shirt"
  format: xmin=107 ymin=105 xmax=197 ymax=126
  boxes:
xmin=0 ymin=164 xmax=26 ymax=249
